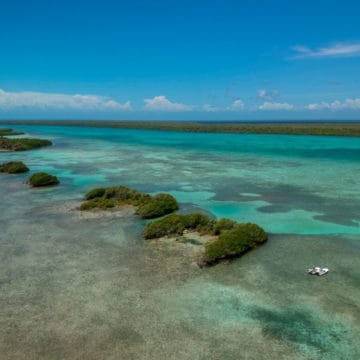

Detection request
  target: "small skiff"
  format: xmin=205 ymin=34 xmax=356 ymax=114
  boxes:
xmin=308 ymin=267 xmax=329 ymax=276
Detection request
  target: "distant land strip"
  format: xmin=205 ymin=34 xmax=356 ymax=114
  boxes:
xmin=1 ymin=120 xmax=360 ymax=137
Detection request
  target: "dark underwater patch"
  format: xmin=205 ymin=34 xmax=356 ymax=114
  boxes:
xmin=250 ymin=306 xmax=349 ymax=355
xmin=212 ymin=180 xmax=360 ymax=227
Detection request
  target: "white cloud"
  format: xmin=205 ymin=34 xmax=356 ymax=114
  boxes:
xmin=259 ymin=102 xmax=294 ymax=111
xmin=105 ymin=100 xmax=131 ymax=110
xmin=307 ymin=98 xmax=360 ymax=111
xmin=144 ymin=95 xmax=193 ymax=111
xmin=307 ymin=102 xmax=330 ymax=111
xmin=343 ymin=98 xmax=360 ymax=109
xmin=292 ymin=42 xmax=360 ymax=58
xmin=203 ymin=104 xmax=220 ymax=112
xmin=257 ymin=89 xmax=279 ymax=101
xmin=226 ymin=99 xmax=244 ymax=111
xmin=0 ymin=88 xmax=131 ymax=111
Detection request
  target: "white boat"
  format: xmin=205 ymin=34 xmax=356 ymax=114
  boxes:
xmin=307 ymin=267 xmax=329 ymax=276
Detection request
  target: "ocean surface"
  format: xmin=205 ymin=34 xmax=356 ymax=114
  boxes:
xmin=0 ymin=124 xmax=359 ymax=359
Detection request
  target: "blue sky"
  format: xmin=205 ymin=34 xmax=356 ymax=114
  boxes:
xmin=0 ymin=0 xmax=360 ymax=120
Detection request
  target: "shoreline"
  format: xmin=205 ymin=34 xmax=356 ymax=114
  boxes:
xmin=1 ymin=120 xmax=360 ymax=137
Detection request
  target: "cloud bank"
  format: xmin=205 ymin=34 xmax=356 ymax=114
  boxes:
xmin=144 ymin=96 xmax=193 ymax=111
xmin=292 ymin=42 xmax=360 ymax=58
xmin=259 ymin=102 xmax=294 ymax=111
xmin=226 ymin=99 xmax=245 ymax=111
xmin=307 ymin=98 xmax=360 ymax=111
xmin=203 ymin=104 xmax=220 ymax=112
xmin=1 ymin=88 xmax=359 ymax=116
xmin=0 ymin=89 xmax=131 ymax=111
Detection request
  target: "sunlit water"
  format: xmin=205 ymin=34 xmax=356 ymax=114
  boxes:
xmin=0 ymin=125 xmax=359 ymax=359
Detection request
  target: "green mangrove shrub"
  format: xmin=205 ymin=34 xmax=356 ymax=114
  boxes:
xmin=144 ymin=214 xmax=188 ymax=239
xmin=0 ymin=161 xmax=29 ymax=174
xmin=29 ymin=172 xmax=59 ymax=187
xmin=182 ymin=212 xmax=215 ymax=233
xmin=136 ymin=193 xmax=179 ymax=219
xmin=80 ymin=198 xmax=115 ymax=210
xmin=213 ymin=218 xmax=237 ymax=235
xmin=85 ymin=187 xmax=106 ymax=200
xmin=203 ymin=223 xmax=267 ymax=264
xmin=143 ymin=212 xmax=214 ymax=239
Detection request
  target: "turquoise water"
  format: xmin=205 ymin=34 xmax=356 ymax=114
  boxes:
xmin=0 ymin=125 xmax=359 ymax=359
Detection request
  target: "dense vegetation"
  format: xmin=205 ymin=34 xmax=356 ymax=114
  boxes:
xmin=203 ymin=223 xmax=267 ymax=264
xmin=0 ymin=128 xmax=24 ymax=136
xmin=80 ymin=185 xmax=179 ymax=218
xmin=143 ymin=212 xmax=214 ymax=239
xmin=0 ymin=161 xmax=29 ymax=174
xmin=136 ymin=194 xmax=179 ymax=218
xmin=0 ymin=137 xmax=52 ymax=151
xmin=2 ymin=120 xmax=360 ymax=137
xmin=144 ymin=213 xmax=267 ymax=265
xmin=29 ymin=172 xmax=59 ymax=187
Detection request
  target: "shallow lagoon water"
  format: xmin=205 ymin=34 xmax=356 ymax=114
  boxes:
xmin=0 ymin=125 xmax=359 ymax=359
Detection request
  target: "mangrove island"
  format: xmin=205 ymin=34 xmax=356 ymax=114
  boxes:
xmin=29 ymin=172 xmax=60 ymax=187
xmin=144 ymin=213 xmax=268 ymax=266
xmin=0 ymin=161 xmax=29 ymax=174
xmin=80 ymin=185 xmax=179 ymax=219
